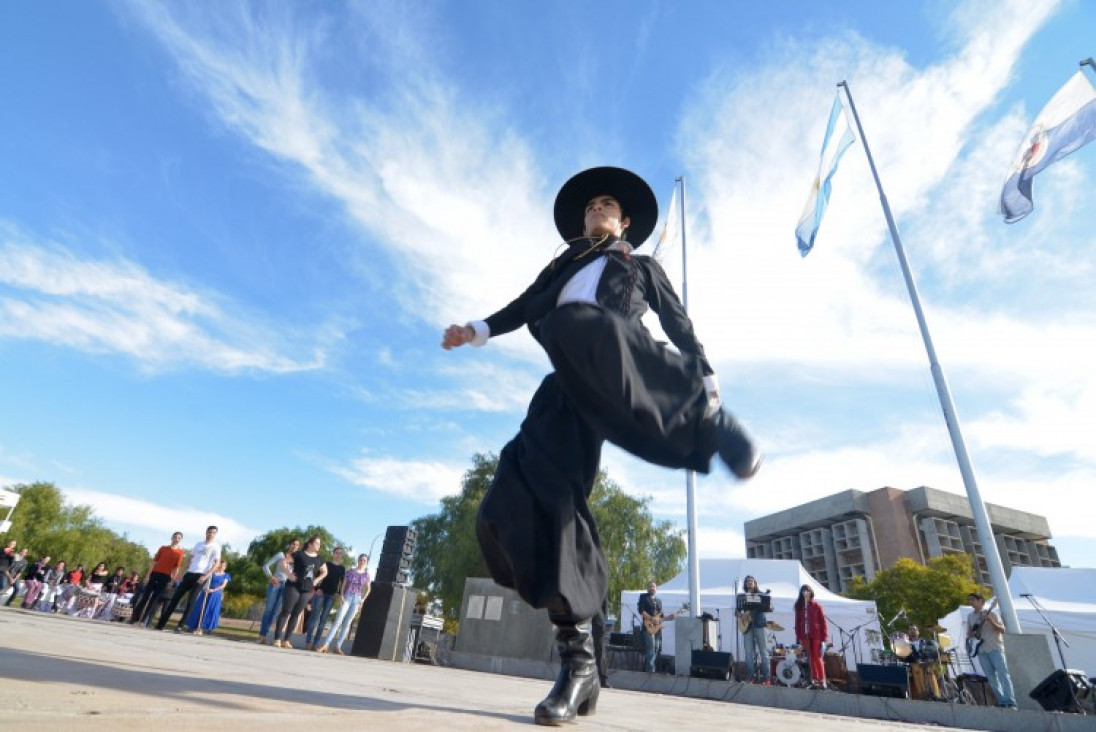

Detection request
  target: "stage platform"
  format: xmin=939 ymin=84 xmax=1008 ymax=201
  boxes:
xmin=0 ymin=607 xmax=1086 ymax=730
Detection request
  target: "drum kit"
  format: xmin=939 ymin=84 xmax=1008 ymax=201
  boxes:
xmin=771 ymin=644 xmax=807 ymax=687
xmin=884 ymin=627 xmax=946 ymax=701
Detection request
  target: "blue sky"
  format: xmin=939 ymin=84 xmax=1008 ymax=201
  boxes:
xmin=2 ymin=1 xmax=1094 ymax=569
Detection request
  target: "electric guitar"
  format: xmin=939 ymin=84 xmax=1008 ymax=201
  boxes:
xmin=642 ymin=604 xmax=688 ymax=635
xmin=966 ymin=597 xmax=999 ymax=658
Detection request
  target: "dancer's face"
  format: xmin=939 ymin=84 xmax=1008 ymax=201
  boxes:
xmin=583 ymin=195 xmax=630 ymax=238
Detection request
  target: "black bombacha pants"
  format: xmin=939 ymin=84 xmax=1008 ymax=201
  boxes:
xmin=477 ymin=304 xmax=718 ymax=624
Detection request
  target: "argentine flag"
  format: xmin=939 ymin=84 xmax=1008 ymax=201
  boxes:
xmin=796 ymin=94 xmax=855 ymax=257
xmin=1000 ymin=70 xmax=1096 ymax=223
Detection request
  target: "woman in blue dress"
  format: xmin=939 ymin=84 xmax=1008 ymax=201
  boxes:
xmin=187 ymin=559 xmax=230 ymax=635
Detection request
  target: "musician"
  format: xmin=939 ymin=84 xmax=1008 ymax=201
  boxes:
xmin=966 ymin=593 xmax=1016 ymax=708
xmin=737 ymin=575 xmax=771 ymax=683
xmin=638 ymin=581 xmax=677 ymax=673
xmin=794 ymin=584 xmax=828 ymax=687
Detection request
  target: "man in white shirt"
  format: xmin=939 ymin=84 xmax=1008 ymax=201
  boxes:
xmin=156 ymin=526 xmax=221 ymax=632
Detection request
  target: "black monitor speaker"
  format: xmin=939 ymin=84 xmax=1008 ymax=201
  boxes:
xmin=691 ymin=650 xmax=733 ymax=680
xmin=1029 ymin=669 xmax=1091 ymax=713
xmin=857 ymin=663 xmax=909 ymax=698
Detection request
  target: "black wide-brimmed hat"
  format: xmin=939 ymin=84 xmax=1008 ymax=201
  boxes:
xmin=553 ymin=166 xmax=658 ymax=247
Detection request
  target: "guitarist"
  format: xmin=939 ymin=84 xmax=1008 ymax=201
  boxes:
xmin=965 ymin=593 xmax=1017 ymax=708
xmin=737 ymin=575 xmax=772 ymax=683
xmin=638 ymin=582 xmax=677 ymax=673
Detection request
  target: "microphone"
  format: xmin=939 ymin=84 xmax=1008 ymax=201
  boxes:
xmin=1020 ymin=593 xmax=1032 ymax=597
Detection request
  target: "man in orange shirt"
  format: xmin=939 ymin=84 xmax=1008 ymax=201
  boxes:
xmin=129 ymin=531 xmax=185 ymax=627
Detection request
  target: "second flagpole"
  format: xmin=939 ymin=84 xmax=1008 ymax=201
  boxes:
xmin=838 ymin=80 xmax=1021 ymax=633
xmin=678 ymin=175 xmax=702 ymax=623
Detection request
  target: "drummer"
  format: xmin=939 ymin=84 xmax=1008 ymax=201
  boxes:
xmin=904 ymin=625 xmax=924 ymax=663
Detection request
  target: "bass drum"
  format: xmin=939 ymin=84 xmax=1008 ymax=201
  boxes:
xmin=774 ymin=657 xmax=803 ymax=687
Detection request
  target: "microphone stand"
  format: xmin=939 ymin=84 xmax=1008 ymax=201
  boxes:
xmin=847 ymin=617 xmax=879 ymax=667
xmin=827 ymin=615 xmax=851 ymax=664
xmin=1021 ymin=594 xmax=1071 ymax=670
xmin=1021 ymin=593 xmax=1085 ymax=715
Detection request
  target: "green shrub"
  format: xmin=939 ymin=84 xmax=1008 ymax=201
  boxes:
xmin=222 ymin=593 xmax=264 ymax=620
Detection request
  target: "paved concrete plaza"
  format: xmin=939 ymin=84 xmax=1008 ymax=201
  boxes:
xmin=0 ymin=607 xmax=970 ymax=731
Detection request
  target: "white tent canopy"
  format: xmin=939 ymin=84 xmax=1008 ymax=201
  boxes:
xmin=620 ymin=558 xmax=882 ymax=671
xmin=938 ymin=567 xmax=1096 ymax=676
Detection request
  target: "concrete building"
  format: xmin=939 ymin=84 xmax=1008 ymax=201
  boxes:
xmin=744 ymin=486 xmax=1061 ymax=594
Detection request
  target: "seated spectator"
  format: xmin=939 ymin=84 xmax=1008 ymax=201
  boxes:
xmin=39 ymin=560 xmax=66 ymax=612
xmin=20 ymin=555 xmax=51 ymax=609
xmin=97 ymin=566 xmax=128 ymax=620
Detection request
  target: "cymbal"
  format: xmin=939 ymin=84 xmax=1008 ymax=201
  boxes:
xmin=766 ymin=621 xmax=785 ymax=631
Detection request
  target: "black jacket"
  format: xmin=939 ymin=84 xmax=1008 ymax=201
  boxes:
xmin=483 ymin=238 xmax=713 ymax=375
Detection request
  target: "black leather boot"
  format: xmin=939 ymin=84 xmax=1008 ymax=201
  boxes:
xmin=534 ymin=619 xmax=600 ymax=726
xmin=713 ymin=410 xmax=761 ymax=479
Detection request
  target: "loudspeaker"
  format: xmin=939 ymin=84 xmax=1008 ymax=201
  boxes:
xmin=351 ymin=582 xmax=416 ymax=660
xmin=1029 ymin=669 xmax=1091 ymax=713
xmin=376 ymin=525 xmax=417 ymax=584
xmin=607 ymin=632 xmax=633 ymax=648
xmin=380 ymin=525 xmax=418 ymax=557
xmin=857 ymin=663 xmax=909 ymax=698
xmin=690 ymin=650 xmax=733 ymax=680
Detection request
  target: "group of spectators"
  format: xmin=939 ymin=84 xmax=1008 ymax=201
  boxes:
xmin=1 ymin=540 xmax=144 ymax=619
xmin=2 ymin=528 xmax=373 ymax=655
xmin=0 ymin=528 xmax=230 ymax=635
xmin=256 ymin=535 xmax=373 ymax=655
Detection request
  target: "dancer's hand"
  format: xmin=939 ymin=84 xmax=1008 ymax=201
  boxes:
xmin=442 ymin=324 xmax=474 ymax=350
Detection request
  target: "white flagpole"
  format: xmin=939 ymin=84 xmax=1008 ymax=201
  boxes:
xmin=678 ymin=175 xmax=701 ymax=619
xmin=838 ymin=80 xmax=1021 ymax=633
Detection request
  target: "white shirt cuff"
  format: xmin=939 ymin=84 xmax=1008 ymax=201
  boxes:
xmin=703 ymin=373 xmax=720 ymax=396
xmin=468 ymin=321 xmax=490 ymax=347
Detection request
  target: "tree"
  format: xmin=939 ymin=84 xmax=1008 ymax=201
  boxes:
xmin=844 ymin=554 xmax=983 ymax=632
xmin=409 ymin=454 xmax=687 ymax=630
xmin=410 ymin=454 xmax=493 ymax=628
xmin=2 ymin=482 xmax=150 ymax=572
xmin=233 ymin=525 xmax=350 ymax=597
xmin=590 ymin=473 xmax=687 ymax=621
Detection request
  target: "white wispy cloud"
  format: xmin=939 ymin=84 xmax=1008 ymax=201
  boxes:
xmin=128 ymin=0 xmax=553 ymax=354
xmin=0 ymin=225 xmax=326 ymax=374
xmin=328 ymin=455 xmax=466 ymax=505
xmin=63 ymin=487 xmax=261 ymax=551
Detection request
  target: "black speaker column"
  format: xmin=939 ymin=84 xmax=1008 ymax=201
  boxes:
xmin=351 ymin=582 xmax=417 ymax=660
xmin=376 ymin=525 xmax=417 ymax=585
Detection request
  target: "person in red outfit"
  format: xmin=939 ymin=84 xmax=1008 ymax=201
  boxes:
xmin=794 ymin=584 xmax=828 ymax=687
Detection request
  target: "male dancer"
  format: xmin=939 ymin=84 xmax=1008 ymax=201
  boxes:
xmin=130 ymin=531 xmax=185 ymax=627
xmin=444 ymin=166 xmax=759 ymax=725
